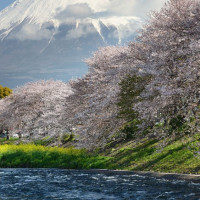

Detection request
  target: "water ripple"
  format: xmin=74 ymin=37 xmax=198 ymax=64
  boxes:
xmin=0 ymin=169 xmax=200 ymax=200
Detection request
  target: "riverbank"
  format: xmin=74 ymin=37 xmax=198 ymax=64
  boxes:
xmin=102 ymin=134 xmax=200 ymax=174
xmin=0 ymin=144 xmax=110 ymax=169
xmin=133 ymin=171 xmax=200 ymax=183
xmin=0 ymin=133 xmax=200 ymax=174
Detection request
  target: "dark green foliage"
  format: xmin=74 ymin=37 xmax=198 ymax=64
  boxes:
xmin=168 ymin=115 xmax=190 ymax=136
xmin=120 ymin=119 xmax=141 ymax=139
xmin=33 ymin=137 xmax=55 ymax=146
xmin=117 ymin=75 xmax=151 ymax=138
xmin=0 ymin=85 xmax=12 ymax=99
xmin=61 ymin=133 xmax=75 ymax=144
xmin=169 ymin=115 xmax=185 ymax=130
xmin=117 ymin=75 xmax=145 ymax=121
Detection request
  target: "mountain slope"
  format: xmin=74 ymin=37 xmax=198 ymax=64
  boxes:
xmin=0 ymin=0 xmax=141 ymax=88
xmin=0 ymin=0 xmax=140 ymax=41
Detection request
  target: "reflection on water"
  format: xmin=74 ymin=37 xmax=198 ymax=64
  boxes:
xmin=0 ymin=169 xmax=200 ymax=200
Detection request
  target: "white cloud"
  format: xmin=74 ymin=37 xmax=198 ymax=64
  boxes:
xmin=66 ymin=23 xmax=96 ymax=40
xmin=84 ymin=0 xmax=166 ymax=17
xmin=80 ymin=0 xmax=111 ymax=13
xmin=9 ymin=24 xmax=54 ymax=41
xmin=106 ymin=0 xmax=138 ymax=16
xmin=57 ymin=3 xmax=93 ymax=19
xmin=6 ymin=0 xmax=167 ymax=41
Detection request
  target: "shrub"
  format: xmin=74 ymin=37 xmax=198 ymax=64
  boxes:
xmin=33 ymin=136 xmax=55 ymax=146
xmin=61 ymin=133 xmax=75 ymax=144
xmin=0 ymin=85 xmax=12 ymax=99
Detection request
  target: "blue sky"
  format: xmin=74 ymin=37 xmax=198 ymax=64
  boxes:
xmin=0 ymin=0 xmax=15 ymax=11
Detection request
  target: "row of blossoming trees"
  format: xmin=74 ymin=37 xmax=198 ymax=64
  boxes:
xmin=0 ymin=0 xmax=199 ymax=149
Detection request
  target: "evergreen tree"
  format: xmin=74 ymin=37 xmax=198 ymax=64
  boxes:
xmin=0 ymin=85 xmax=12 ymax=99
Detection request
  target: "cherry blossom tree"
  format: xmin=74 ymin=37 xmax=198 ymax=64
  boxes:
xmin=127 ymin=0 xmax=200 ymax=125
xmin=71 ymin=0 xmax=200 ymax=147
xmin=1 ymin=0 xmax=199 ymax=149
xmin=0 ymin=80 xmax=73 ymax=139
xmin=63 ymin=46 xmax=133 ymax=148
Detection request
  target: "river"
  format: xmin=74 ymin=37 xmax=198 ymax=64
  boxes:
xmin=0 ymin=169 xmax=200 ymax=199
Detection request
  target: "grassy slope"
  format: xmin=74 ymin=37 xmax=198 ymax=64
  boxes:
xmin=1 ymin=134 xmax=200 ymax=174
xmin=103 ymin=134 xmax=200 ymax=174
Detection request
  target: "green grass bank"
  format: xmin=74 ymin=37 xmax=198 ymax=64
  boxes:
xmin=0 ymin=134 xmax=200 ymax=174
xmin=103 ymin=134 xmax=200 ymax=174
xmin=0 ymin=144 xmax=110 ymax=169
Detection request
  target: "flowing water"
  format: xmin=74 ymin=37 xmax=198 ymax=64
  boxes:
xmin=0 ymin=169 xmax=200 ymax=200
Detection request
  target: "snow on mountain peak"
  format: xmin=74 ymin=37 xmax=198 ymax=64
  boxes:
xmin=0 ymin=0 xmax=142 ymax=42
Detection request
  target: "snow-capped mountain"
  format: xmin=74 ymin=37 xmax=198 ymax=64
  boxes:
xmin=0 ymin=0 xmax=142 ymax=88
